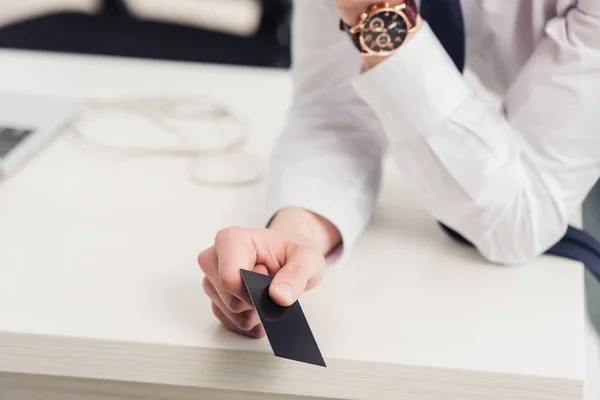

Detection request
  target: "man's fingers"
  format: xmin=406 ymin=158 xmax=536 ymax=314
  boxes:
xmin=253 ymin=264 xmax=269 ymax=276
xmin=269 ymin=263 xmax=309 ymax=306
xmin=204 ymin=278 xmax=261 ymax=332
xmin=198 ymin=246 xmax=218 ymax=279
xmin=203 ymin=276 xmax=253 ymax=314
xmin=215 ymin=228 xmax=257 ymax=303
xmin=269 ymin=247 xmax=325 ymax=307
xmin=211 ymin=303 xmax=265 ymax=338
xmin=199 ymin=248 xmax=252 ymax=313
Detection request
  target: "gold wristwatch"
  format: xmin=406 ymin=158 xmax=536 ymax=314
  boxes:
xmin=340 ymin=1 xmax=421 ymax=57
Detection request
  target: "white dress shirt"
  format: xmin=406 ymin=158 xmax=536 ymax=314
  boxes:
xmin=267 ymin=0 xmax=600 ymax=265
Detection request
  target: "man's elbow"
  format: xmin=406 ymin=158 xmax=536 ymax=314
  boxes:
xmin=473 ymin=213 xmax=569 ymax=266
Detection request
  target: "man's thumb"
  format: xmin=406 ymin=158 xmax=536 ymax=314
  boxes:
xmin=269 ymin=263 xmax=309 ymax=307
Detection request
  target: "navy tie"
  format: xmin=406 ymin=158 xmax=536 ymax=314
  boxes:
xmin=420 ymin=0 xmax=465 ymax=71
xmin=420 ymin=0 xmax=600 ymax=282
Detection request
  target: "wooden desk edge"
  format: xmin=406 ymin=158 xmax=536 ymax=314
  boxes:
xmin=0 ymin=332 xmax=582 ymax=400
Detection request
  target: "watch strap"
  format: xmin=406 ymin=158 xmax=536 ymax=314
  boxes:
xmin=339 ymin=19 xmax=363 ymax=52
xmin=403 ymin=0 xmax=419 ymax=27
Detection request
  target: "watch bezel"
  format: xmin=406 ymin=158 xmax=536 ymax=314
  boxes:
xmin=358 ymin=7 xmax=410 ymax=56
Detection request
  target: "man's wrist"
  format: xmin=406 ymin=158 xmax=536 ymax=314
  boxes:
xmin=362 ymin=55 xmax=388 ymax=70
xmin=336 ymin=1 xmax=422 ymax=70
xmin=268 ymin=208 xmax=342 ymax=256
xmin=361 ymin=16 xmax=421 ymax=71
xmin=337 ymin=1 xmax=377 ymax=25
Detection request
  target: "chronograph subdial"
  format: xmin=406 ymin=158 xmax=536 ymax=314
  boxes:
xmin=360 ymin=10 xmax=409 ymax=54
xmin=369 ymin=17 xmax=385 ymax=32
xmin=376 ymin=33 xmax=393 ymax=49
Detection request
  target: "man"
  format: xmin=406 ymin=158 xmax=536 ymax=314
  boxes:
xmin=198 ymin=0 xmax=600 ymax=382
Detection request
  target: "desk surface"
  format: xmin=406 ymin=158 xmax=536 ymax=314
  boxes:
xmin=0 ymin=49 xmax=589 ymax=400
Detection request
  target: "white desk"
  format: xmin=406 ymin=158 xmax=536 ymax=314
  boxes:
xmin=0 ymin=49 xmax=597 ymax=400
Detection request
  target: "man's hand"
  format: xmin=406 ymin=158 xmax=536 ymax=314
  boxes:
xmin=198 ymin=209 xmax=341 ymax=338
xmin=332 ymin=0 xmax=376 ymax=25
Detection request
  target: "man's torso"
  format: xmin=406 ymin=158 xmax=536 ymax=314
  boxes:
xmin=457 ymin=0 xmax=571 ymax=94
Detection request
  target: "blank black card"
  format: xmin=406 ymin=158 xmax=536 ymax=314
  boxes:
xmin=240 ymin=270 xmax=326 ymax=367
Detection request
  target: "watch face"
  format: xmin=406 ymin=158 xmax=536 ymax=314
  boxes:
xmin=360 ymin=9 xmax=408 ymax=54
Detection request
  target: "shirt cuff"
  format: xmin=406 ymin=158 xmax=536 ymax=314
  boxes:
xmin=264 ymin=174 xmax=373 ymax=267
xmin=352 ymin=22 xmax=470 ymax=139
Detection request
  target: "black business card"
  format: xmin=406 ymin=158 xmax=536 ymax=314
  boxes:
xmin=240 ymin=270 xmax=326 ymax=367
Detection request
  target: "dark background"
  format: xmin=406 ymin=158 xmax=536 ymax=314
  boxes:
xmin=0 ymin=0 xmax=292 ymax=68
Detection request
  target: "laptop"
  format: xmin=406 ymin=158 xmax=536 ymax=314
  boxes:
xmin=0 ymin=91 xmax=80 ymax=179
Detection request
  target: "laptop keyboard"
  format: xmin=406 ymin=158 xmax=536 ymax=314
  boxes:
xmin=0 ymin=126 xmax=34 ymax=159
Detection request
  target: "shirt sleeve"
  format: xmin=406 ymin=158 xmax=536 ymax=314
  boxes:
xmin=352 ymin=6 xmax=600 ymax=264
xmin=265 ymin=0 xmax=386 ymax=262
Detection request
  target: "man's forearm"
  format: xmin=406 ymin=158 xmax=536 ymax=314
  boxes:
xmin=268 ymin=208 xmax=342 ymax=256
